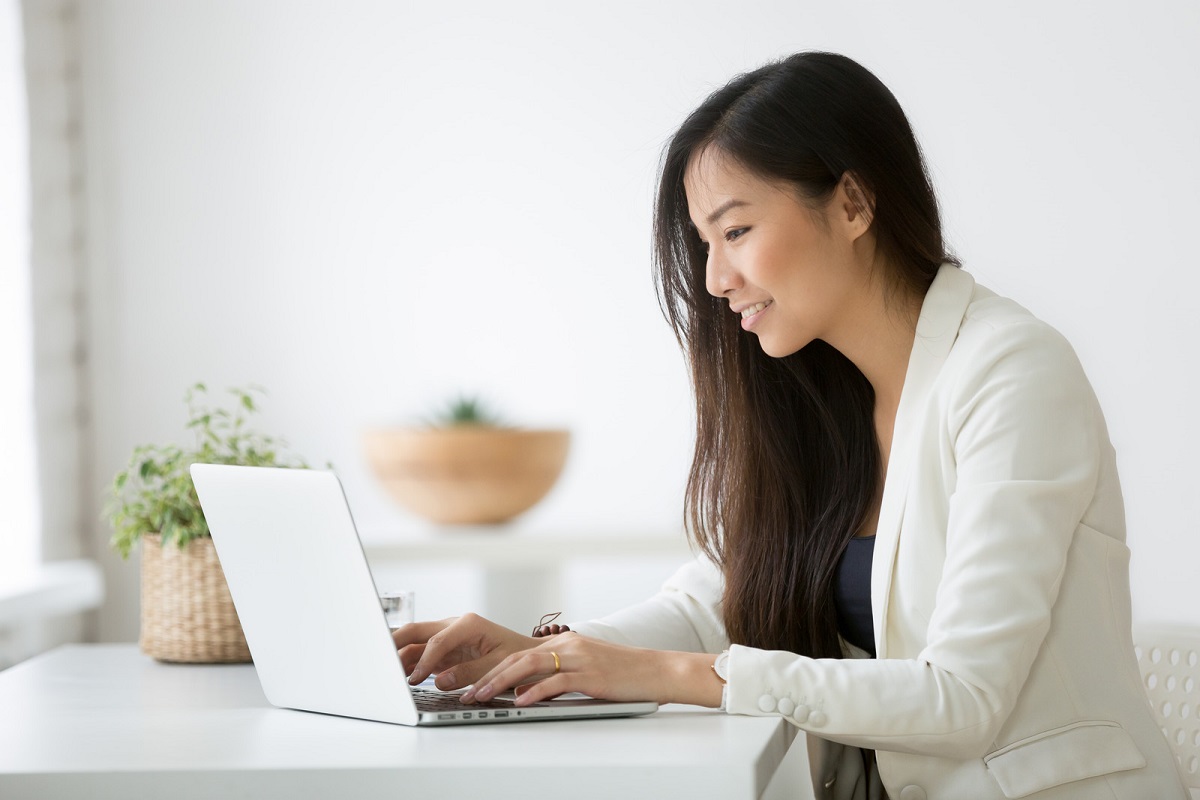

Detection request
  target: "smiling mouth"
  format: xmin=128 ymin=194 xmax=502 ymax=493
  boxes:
xmin=740 ymin=301 xmax=772 ymax=319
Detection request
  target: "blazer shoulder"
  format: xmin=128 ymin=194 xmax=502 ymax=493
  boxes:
xmin=952 ymin=286 xmax=1083 ymax=374
xmin=937 ymin=286 xmax=1099 ymax=432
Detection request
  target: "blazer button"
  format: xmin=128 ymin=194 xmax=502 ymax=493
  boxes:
xmin=757 ymin=694 xmax=777 ymax=713
xmin=776 ymin=697 xmax=795 ymax=716
xmin=899 ymin=786 xmax=927 ymax=800
xmin=808 ymin=709 xmax=827 ymax=727
xmin=792 ymin=704 xmax=811 ymax=723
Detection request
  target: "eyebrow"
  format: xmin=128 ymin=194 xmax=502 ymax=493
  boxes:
xmin=705 ymin=199 xmax=750 ymax=226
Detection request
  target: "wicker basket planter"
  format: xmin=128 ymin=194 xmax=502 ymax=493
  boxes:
xmin=139 ymin=533 xmax=251 ymax=663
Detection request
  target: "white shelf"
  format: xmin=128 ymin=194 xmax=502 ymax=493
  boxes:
xmin=357 ymin=525 xmax=694 ymax=631
xmin=358 ymin=524 xmax=693 ymax=567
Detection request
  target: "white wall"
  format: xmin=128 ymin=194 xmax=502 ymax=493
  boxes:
xmin=75 ymin=0 xmax=1200 ymax=641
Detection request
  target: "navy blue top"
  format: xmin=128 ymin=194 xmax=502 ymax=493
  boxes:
xmin=834 ymin=535 xmax=876 ymax=657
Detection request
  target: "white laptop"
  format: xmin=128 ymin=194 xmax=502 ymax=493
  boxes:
xmin=189 ymin=464 xmax=658 ymax=726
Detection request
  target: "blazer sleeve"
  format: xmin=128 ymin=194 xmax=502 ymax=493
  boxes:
xmin=725 ymin=320 xmax=1103 ymax=760
xmin=568 ymin=556 xmax=730 ymax=654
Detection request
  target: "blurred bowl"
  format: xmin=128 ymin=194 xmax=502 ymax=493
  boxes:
xmin=362 ymin=427 xmax=570 ymax=525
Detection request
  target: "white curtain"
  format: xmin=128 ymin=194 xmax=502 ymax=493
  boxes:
xmin=0 ymin=0 xmax=39 ymax=588
xmin=22 ymin=0 xmax=91 ymax=567
xmin=0 ymin=0 xmax=99 ymax=667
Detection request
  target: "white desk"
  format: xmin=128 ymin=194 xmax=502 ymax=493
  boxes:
xmin=0 ymin=645 xmax=801 ymax=799
xmin=359 ymin=525 xmax=694 ymax=630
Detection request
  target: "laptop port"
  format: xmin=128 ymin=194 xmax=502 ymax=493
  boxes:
xmin=494 ymin=711 xmax=509 ymax=718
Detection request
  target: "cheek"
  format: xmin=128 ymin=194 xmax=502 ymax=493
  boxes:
xmin=762 ymin=224 xmax=828 ymax=280
xmin=760 ymin=248 xmax=823 ymax=305
xmin=744 ymin=237 xmax=797 ymax=289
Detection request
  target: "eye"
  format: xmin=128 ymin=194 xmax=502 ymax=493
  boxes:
xmin=725 ymin=227 xmax=749 ymax=242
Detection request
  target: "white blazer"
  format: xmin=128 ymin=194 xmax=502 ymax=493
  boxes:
xmin=573 ymin=265 xmax=1187 ymax=799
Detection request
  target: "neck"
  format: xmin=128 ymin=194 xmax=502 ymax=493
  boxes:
xmin=825 ymin=275 xmax=922 ymax=414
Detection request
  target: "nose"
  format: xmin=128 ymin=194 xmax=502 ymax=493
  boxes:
xmin=704 ymin=247 xmax=741 ymax=298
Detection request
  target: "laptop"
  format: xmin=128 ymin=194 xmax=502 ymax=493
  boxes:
xmin=189 ymin=463 xmax=658 ymax=726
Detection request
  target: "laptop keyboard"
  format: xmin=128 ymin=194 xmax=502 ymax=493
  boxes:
xmin=411 ymin=687 xmax=517 ymax=712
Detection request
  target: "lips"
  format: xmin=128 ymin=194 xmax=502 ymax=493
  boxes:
xmin=737 ymin=300 xmax=772 ymax=332
xmin=739 ymin=301 xmax=771 ymax=319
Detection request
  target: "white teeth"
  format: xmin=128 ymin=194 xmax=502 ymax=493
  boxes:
xmin=740 ymin=301 xmax=770 ymax=319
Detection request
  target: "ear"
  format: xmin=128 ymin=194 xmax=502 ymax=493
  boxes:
xmin=836 ymin=171 xmax=875 ymax=237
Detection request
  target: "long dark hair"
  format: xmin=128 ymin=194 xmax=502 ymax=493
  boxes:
xmin=653 ymin=52 xmax=957 ymax=658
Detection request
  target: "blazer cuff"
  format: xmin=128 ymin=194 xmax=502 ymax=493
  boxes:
xmin=725 ymin=644 xmax=830 ymax=728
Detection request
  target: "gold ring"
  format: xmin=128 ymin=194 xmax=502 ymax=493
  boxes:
xmin=550 ymin=651 xmax=561 ymax=673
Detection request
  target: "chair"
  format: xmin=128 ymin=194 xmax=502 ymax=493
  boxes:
xmin=1135 ymin=626 xmax=1200 ymax=797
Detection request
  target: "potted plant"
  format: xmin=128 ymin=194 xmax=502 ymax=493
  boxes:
xmin=106 ymin=383 xmax=309 ymax=663
xmin=362 ymin=395 xmax=569 ymax=525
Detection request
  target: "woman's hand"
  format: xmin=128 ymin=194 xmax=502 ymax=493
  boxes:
xmin=392 ymin=613 xmax=540 ymax=691
xmin=460 ymin=632 xmax=724 ymax=709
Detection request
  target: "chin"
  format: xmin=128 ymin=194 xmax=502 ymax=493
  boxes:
xmin=755 ymin=335 xmax=807 ymax=359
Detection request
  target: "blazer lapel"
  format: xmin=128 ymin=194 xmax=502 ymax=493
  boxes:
xmin=870 ymin=263 xmax=975 ymax=658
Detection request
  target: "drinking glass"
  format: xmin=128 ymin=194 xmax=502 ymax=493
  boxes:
xmin=380 ymin=590 xmax=415 ymax=630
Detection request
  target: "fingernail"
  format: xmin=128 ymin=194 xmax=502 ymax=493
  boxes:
xmin=435 ymin=671 xmax=456 ymax=689
xmin=408 ymin=671 xmax=423 ymax=685
xmin=461 ymin=685 xmax=477 ymax=703
xmin=475 ymin=684 xmax=494 ymax=701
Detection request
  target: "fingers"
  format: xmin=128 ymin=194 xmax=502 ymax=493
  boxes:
xmin=393 ymin=619 xmax=458 ymax=679
xmin=462 ymin=648 xmax=563 ymax=705
xmin=431 ymin=653 xmax=495 ymax=692
xmin=396 ymin=613 xmax=544 ymax=692
xmin=396 ymin=617 xmax=464 ymax=685
xmin=397 ymin=635 xmax=484 ymax=690
xmin=407 ymin=630 xmax=461 ymax=685
xmin=391 ymin=619 xmax=455 ymax=650
xmin=397 ymin=643 xmax=426 ymax=676
xmin=406 ymin=613 xmax=500 ymax=687
xmin=510 ymin=673 xmax=573 ymax=706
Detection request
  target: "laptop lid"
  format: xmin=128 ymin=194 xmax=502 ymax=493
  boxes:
xmin=190 ymin=464 xmax=420 ymax=724
xmin=189 ymin=464 xmax=658 ymax=726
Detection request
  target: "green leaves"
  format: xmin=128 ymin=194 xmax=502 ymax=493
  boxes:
xmin=428 ymin=394 xmax=505 ymax=428
xmin=105 ymin=383 xmax=309 ymax=559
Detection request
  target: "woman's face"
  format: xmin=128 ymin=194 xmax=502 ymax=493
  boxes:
xmin=684 ymin=147 xmax=870 ymax=358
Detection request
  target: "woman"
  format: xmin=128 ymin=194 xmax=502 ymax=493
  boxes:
xmin=394 ymin=52 xmax=1187 ymax=799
